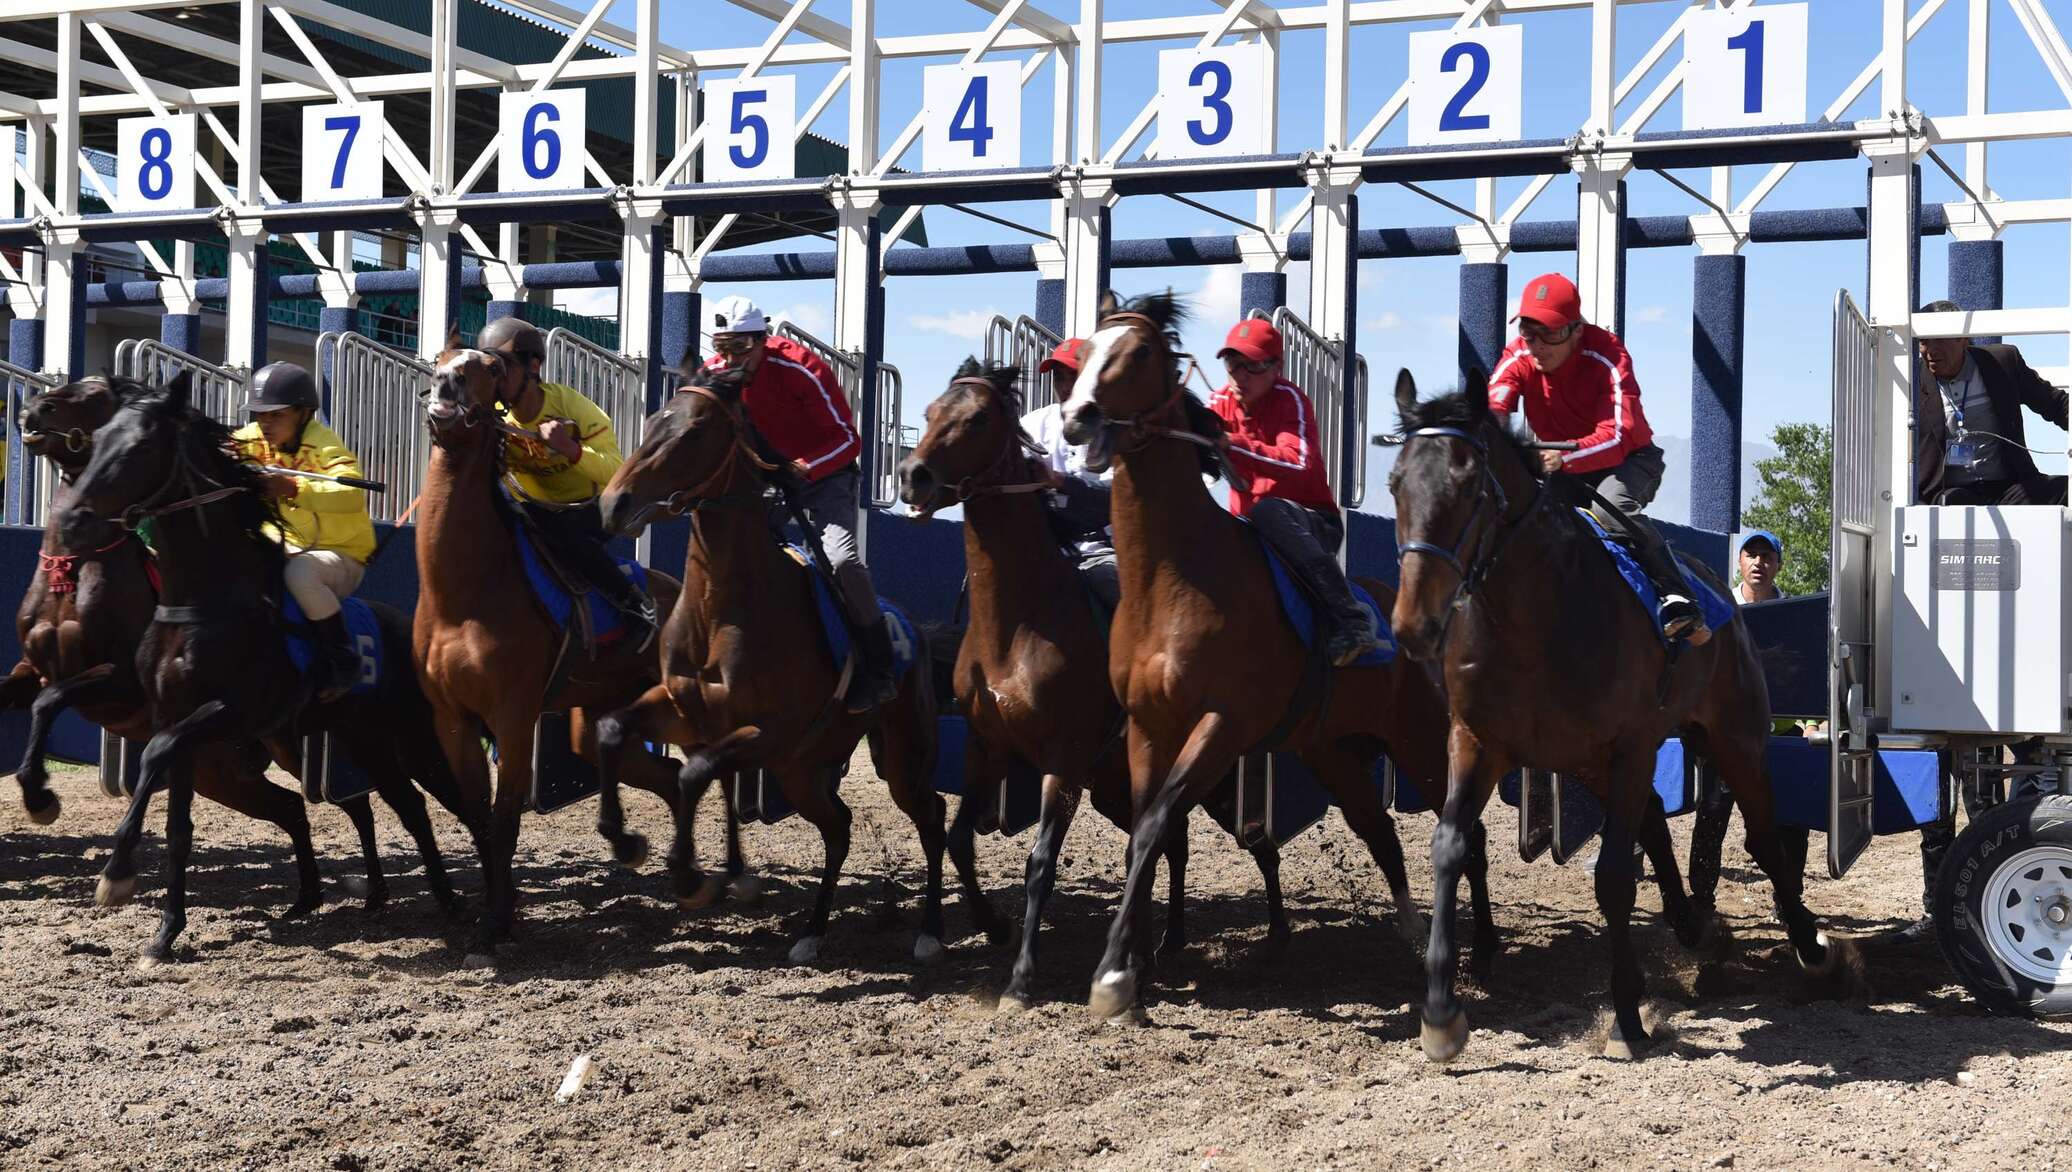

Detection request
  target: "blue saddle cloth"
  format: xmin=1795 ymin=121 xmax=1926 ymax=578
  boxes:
xmin=509 ymin=516 xmax=650 ymax=643
xmin=1578 ymin=511 xmax=1736 ymax=642
xmin=1251 ymin=524 xmax=1398 ymax=668
xmin=789 ymin=545 xmax=921 ymax=679
xmin=282 ymin=595 xmax=385 ymax=698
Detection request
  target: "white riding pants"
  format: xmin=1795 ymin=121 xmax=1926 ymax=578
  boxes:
xmin=284 ymin=549 xmax=366 ymax=621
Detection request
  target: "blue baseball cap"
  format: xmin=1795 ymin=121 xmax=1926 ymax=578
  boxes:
xmin=1738 ymin=529 xmax=1783 ymax=557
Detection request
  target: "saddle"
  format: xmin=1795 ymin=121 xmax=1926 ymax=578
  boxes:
xmin=506 ymin=503 xmax=650 ymax=658
xmin=782 ymin=544 xmax=921 ymax=681
xmin=1574 ymin=510 xmax=1735 ymax=644
xmin=280 ymin=595 xmax=385 ymax=700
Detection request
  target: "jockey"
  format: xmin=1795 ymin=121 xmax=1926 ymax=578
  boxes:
xmin=1016 ymin=338 xmax=1120 ymax=610
xmin=476 ymin=316 xmax=656 ymax=646
xmin=1208 ymin=318 xmax=1380 ymax=667
xmin=702 ymin=295 xmax=898 ymax=714
xmin=1488 ymin=273 xmax=1710 ymax=646
xmin=232 ymin=362 xmax=375 ymax=701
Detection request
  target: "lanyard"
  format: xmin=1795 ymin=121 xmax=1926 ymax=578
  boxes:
xmin=1937 ymin=375 xmax=1969 ymax=433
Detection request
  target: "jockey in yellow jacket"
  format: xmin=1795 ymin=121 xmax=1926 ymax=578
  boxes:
xmin=232 ymin=361 xmax=375 ymax=701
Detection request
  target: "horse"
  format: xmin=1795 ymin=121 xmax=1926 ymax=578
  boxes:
xmin=413 ymin=343 xmax=703 ymax=962
xmin=1387 ymin=369 xmax=1851 ymax=1061
xmin=589 ymin=364 xmax=965 ymax=965
xmin=898 ymin=358 xmax=1295 ymax=1009
xmin=56 ymin=373 xmax=471 ymax=961
xmin=1057 ymin=291 xmax=1482 ymax=1019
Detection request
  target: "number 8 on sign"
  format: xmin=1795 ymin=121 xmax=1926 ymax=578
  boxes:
xmin=116 ymin=114 xmax=198 ymax=212
xmin=1407 ymin=27 xmax=1523 ymax=147
xmin=924 ymin=62 xmax=1022 ymax=172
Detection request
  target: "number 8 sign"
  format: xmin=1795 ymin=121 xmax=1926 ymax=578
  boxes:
xmin=1683 ymin=3 xmax=1808 ymax=130
xmin=1407 ymin=27 xmax=1524 ymax=147
xmin=116 ymin=114 xmax=198 ymax=212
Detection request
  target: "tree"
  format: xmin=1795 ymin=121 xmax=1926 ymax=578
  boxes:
xmin=1743 ymin=422 xmax=1831 ymax=596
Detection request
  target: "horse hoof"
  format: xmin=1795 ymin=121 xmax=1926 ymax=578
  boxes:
xmin=337 ymin=875 xmax=370 ymax=901
xmin=461 ymin=949 xmax=499 ymax=971
xmin=25 ymin=792 xmax=60 ymax=826
xmin=615 ymin=834 xmax=650 ymax=871
xmin=1604 ymin=1025 xmax=1654 ymax=1061
xmin=96 ymin=875 xmax=136 ymax=909
xmin=1800 ymin=930 xmax=1859 ymax=984
xmin=996 ymin=990 xmax=1031 ymax=1016
xmin=137 ymin=951 xmax=169 ymax=973
xmin=1086 ymin=967 xmax=1137 ymax=1020
xmin=1420 ymin=1010 xmax=1469 ymax=1063
xmin=787 ymin=936 xmax=822 ymax=966
xmin=1395 ymin=906 xmax=1431 ymax=951
xmin=677 ymin=874 xmax=727 ymax=911
xmin=731 ymin=871 xmax=764 ymax=901
xmin=913 ymin=934 xmax=944 ymax=965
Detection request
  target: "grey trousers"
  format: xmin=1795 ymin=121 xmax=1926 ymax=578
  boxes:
xmin=791 ymin=467 xmax=881 ymax=627
xmin=1079 ymin=551 xmax=1121 ymax=611
xmin=1569 ymin=445 xmax=1687 ymax=594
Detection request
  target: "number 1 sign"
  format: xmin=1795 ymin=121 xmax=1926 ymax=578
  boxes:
xmin=923 ymin=62 xmax=1023 ymax=171
xmin=1156 ymin=45 xmax=1267 ymax=160
xmin=1408 ymin=26 xmax=1524 ymax=147
xmin=1683 ymin=3 xmax=1808 ymax=130
xmin=301 ymin=102 xmax=385 ymax=202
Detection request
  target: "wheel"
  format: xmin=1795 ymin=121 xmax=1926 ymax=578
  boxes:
xmin=1934 ymin=794 xmax=2072 ymax=1017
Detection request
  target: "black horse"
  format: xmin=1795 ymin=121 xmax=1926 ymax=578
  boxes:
xmin=61 ymin=372 xmax=478 ymax=962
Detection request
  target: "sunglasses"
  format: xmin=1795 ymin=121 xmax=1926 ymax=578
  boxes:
xmin=1519 ymin=322 xmax=1580 ymax=345
xmin=711 ymin=333 xmax=761 ymax=355
xmin=1223 ymin=355 xmax=1274 ymax=376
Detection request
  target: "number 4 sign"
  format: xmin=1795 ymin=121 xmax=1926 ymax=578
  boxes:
xmin=1407 ymin=26 xmax=1524 ymax=147
xmin=1683 ymin=3 xmax=1808 ymax=130
xmin=301 ymin=102 xmax=385 ymax=202
xmin=923 ymin=62 xmax=1022 ymax=171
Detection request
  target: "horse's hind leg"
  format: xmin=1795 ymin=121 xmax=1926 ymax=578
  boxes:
xmin=1686 ymin=765 xmax=1735 ymax=922
xmin=1249 ymin=838 xmax=1292 ymax=952
xmin=1000 ymin=774 xmax=1081 ymax=1011
xmin=129 ymin=703 xmax=241 ymax=962
xmin=1634 ymin=793 xmax=1703 ymax=948
xmin=591 ymin=689 xmax=685 ymax=870
xmin=778 ymin=764 xmax=853 ymax=965
xmin=1157 ymin=815 xmax=1189 ymax=959
xmin=869 ymin=701 xmax=956 ymax=964
xmin=336 ymin=795 xmax=390 ymax=913
xmin=944 ymin=732 xmax=1007 ymax=946
xmin=374 ymin=769 xmax=458 ymax=913
xmin=1462 ymin=815 xmax=1497 ymax=981
xmin=1310 ymin=741 xmax=1426 ymax=948
xmin=1711 ymin=734 xmax=1836 ymax=977
xmin=144 ymin=773 xmax=195 ymax=966
xmin=193 ymin=752 xmax=322 ymax=916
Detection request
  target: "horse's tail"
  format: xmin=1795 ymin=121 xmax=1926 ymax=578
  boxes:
xmin=916 ymin=618 xmax=964 ymax=715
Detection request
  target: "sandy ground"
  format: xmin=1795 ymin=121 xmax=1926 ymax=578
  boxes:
xmin=3 ymin=755 xmax=2069 ymax=1172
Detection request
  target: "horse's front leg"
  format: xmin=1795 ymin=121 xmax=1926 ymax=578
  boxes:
xmin=591 ymin=686 xmax=688 ymax=871
xmin=1422 ymin=725 xmax=1504 ymax=1063
xmin=16 ymin=664 xmax=131 ymax=824
xmin=117 ymin=702 xmax=241 ymax=963
xmin=667 ymin=726 xmax=762 ymax=910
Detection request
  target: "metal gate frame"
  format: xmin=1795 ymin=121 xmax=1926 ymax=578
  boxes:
xmin=773 ymin=320 xmax=904 ymax=508
xmin=1250 ymin=307 xmax=1367 ymax=509
xmin=2 ymin=358 xmax=58 ymax=525
xmin=111 ymin=339 xmax=247 ymax=424
xmin=982 ymin=314 xmax=1066 ymax=414
xmin=316 ymin=332 xmax=434 ymax=524
xmin=1828 ymin=288 xmax=1880 ymax=878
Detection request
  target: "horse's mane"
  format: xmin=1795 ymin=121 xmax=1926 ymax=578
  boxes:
xmin=950 ymin=356 xmax=1040 ymax=453
xmin=1117 ymin=290 xmax=1191 ymax=339
xmin=132 ymin=387 xmax=286 ymax=572
xmin=1395 ymin=383 xmax=1545 ymax=486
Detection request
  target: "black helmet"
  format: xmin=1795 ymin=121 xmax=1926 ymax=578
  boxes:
xmin=477 ymin=316 xmax=547 ymax=363
xmin=248 ymin=362 xmax=319 ymax=414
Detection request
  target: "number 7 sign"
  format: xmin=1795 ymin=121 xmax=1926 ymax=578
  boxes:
xmin=301 ymin=102 xmax=385 ymax=202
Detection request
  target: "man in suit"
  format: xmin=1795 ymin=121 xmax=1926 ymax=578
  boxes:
xmin=1912 ymin=300 xmax=2069 ymax=506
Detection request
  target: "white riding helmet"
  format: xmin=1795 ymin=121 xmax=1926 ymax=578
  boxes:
xmin=711 ymin=295 xmax=769 ymax=335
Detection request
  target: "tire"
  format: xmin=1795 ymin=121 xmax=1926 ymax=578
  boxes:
xmin=1934 ymin=794 xmax=2072 ymax=1018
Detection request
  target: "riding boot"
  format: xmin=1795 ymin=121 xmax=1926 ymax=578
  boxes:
xmin=844 ymin=613 xmax=902 ymax=714
xmin=595 ymin=569 xmax=658 ymax=651
xmin=314 ymin=613 xmax=361 ymax=703
xmin=1293 ymin=550 xmax=1380 ymax=667
xmin=1613 ymin=515 xmax=1711 ymax=647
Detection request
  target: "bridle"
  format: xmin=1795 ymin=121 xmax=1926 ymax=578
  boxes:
xmin=1078 ymin=311 xmax=1224 ymax=457
xmin=910 ymin=376 xmax=1053 ymax=519
xmin=104 ymin=404 xmax=248 ymax=532
xmin=639 ymin=383 xmax=782 ymax=524
xmin=1395 ymin=424 xmax=1550 ymax=631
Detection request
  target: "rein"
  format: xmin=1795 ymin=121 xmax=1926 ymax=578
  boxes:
xmin=1084 ymin=312 xmax=1225 ymax=457
xmin=111 ymin=418 xmax=249 ymax=533
xmin=1395 ymin=425 xmax=1551 ymax=645
xmin=636 ymin=383 xmax=782 ymax=526
xmin=913 ymin=376 xmax=1054 ymax=520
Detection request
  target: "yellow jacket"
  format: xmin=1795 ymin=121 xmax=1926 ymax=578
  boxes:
xmin=231 ymin=418 xmax=377 ymax=564
xmin=502 ymin=381 xmax=624 ymax=504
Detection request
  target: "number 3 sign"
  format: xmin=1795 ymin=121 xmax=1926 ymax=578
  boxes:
xmin=1407 ymin=26 xmax=1524 ymax=147
xmin=1156 ymin=45 xmax=1267 ymax=160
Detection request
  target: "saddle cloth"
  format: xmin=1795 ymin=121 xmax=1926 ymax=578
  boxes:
xmin=784 ymin=545 xmax=921 ymax=679
xmin=1577 ymin=511 xmax=1736 ymax=643
xmin=509 ymin=514 xmax=650 ymax=644
xmin=281 ymin=595 xmax=385 ymax=698
xmin=1251 ymin=523 xmax=1398 ymax=668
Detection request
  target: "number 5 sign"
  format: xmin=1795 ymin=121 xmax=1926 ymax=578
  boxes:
xmin=704 ymin=76 xmax=797 ymax=182
xmin=923 ymin=62 xmax=1022 ymax=171
xmin=1407 ymin=26 xmax=1524 ymax=147
xmin=301 ymin=102 xmax=385 ymax=202
xmin=500 ymin=90 xmax=587 ymax=192
xmin=1683 ymin=3 xmax=1807 ymax=130
xmin=1156 ymin=45 xmax=1267 ymax=160
xmin=116 ymin=114 xmax=197 ymax=212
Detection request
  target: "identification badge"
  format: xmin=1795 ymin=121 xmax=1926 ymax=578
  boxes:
xmin=1947 ymin=437 xmax=1979 ymax=468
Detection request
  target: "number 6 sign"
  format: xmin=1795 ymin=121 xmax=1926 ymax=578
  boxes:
xmin=1407 ymin=26 xmax=1524 ymax=147
xmin=499 ymin=90 xmax=588 ymax=192
xmin=116 ymin=114 xmax=197 ymax=212
xmin=301 ymin=102 xmax=385 ymax=202
xmin=1156 ymin=45 xmax=1267 ymax=160
xmin=1683 ymin=3 xmax=1808 ymax=130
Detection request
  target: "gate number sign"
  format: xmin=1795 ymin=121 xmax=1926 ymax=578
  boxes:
xmin=1156 ymin=45 xmax=1267 ymax=160
xmin=704 ymin=75 xmax=797 ymax=183
xmin=1407 ymin=26 xmax=1524 ymax=147
xmin=302 ymin=102 xmax=385 ymax=202
xmin=1683 ymin=3 xmax=1808 ymax=130
xmin=924 ymin=61 xmax=1023 ymax=172
xmin=117 ymin=114 xmax=198 ymax=212
xmin=499 ymin=89 xmax=588 ymax=192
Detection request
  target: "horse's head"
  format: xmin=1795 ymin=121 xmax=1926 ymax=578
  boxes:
xmin=899 ymin=358 xmax=1030 ymax=514
xmin=66 ymin=370 xmax=258 ymax=545
xmin=1060 ymin=289 xmax=1190 ymax=468
xmin=425 ymin=336 xmax=510 ymax=445
xmin=1386 ymin=367 xmax=1530 ymax=660
xmin=599 ymin=365 xmax=760 ymax=536
xmin=22 ymin=374 xmax=141 ymax=471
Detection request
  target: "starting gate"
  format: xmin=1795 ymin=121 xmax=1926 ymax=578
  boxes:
xmin=317 ymin=332 xmax=434 ymax=524
xmin=1828 ymin=290 xmax=1880 ymax=877
xmin=544 ymin=327 xmax=647 ymax=452
xmin=2 ymin=358 xmax=58 ymax=525
xmin=773 ymin=320 xmax=905 ymax=507
xmin=1252 ymin=307 xmax=1368 ymax=508
xmin=112 ymin=339 xmax=247 ymax=424
xmin=982 ymin=314 xmax=1067 ymax=414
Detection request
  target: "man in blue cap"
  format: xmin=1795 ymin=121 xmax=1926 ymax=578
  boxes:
xmin=1733 ymin=530 xmax=1787 ymax=605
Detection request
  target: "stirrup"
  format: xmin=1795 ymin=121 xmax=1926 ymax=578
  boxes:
xmin=1659 ymin=596 xmax=1711 ymax=647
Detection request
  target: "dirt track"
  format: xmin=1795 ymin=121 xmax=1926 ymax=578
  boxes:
xmin=4 ymin=757 xmax=2069 ymax=1172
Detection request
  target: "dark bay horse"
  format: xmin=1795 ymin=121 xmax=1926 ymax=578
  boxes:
xmin=415 ymin=346 xmax=691 ymax=962
xmin=58 ymin=374 xmax=467 ymax=961
xmin=1058 ymin=292 xmax=1479 ymax=1019
xmin=898 ymin=358 xmax=1293 ymax=1009
xmin=591 ymin=366 xmax=964 ymax=965
xmin=1388 ymin=370 xmax=1851 ymax=1061
xmin=3 ymin=374 xmax=455 ymax=918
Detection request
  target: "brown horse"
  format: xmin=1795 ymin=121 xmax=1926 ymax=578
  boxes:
xmin=3 ymin=374 xmax=456 ymax=921
xmin=1388 ymin=370 xmax=1850 ymax=1061
xmin=590 ymin=365 xmax=963 ymax=965
xmin=1057 ymin=292 xmax=1479 ymax=1019
xmin=415 ymin=346 xmax=688 ymax=962
xmin=898 ymin=358 xmax=1295 ymax=1009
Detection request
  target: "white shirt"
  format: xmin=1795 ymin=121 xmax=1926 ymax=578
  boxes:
xmin=1020 ymin=401 xmax=1114 ymax=557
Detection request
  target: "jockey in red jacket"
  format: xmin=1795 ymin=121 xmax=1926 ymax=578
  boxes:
xmin=1210 ymin=317 xmax=1379 ymax=666
xmin=1488 ymin=272 xmax=1709 ymax=645
xmin=703 ymin=295 xmax=896 ymax=712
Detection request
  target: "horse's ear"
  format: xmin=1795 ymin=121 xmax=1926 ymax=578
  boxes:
xmin=165 ymin=369 xmax=193 ymax=412
xmin=1097 ymin=289 xmax=1121 ymax=320
xmin=445 ymin=320 xmax=463 ymax=354
xmin=1393 ymin=368 xmax=1418 ymax=423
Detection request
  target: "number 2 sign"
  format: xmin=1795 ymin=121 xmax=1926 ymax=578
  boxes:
xmin=499 ymin=89 xmax=588 ymax=192
xmin=923 ymin=62 xmax=1022 ymax=171
xmin=1683 ymin=3 xmax=1807 ymax=130
xmin=301 ymin=102 xmax=385 ymax=202
xmin=1407 ymin=26 xmax=1524 ymax=147
xmin=1156 ymin=45 xmax=1267 ymax=160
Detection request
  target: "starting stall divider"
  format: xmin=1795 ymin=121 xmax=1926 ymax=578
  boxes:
xmin=981 ymin=314 xmax=1066 ymax=414
xmin=316 ymin=332 xmax=434 ymax=525
xmin=112 ymin=339 xmax=247 ymax=424
xmin=771 ymin=320 xmax=906 ymax=508
xmin=2 ymin=358 xmax=58 ymax=526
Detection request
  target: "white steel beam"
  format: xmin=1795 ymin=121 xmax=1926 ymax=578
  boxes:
xmin=2006 ymin=0 xmax=2072 ymax=105
xmin=273 ymin=0 xmax=519 ymax=85
xmin=727 ymin=0 xmax=853 ymax=48
xmin=1103 ymin=0 xmax=1260 ymax=163
xmin=43 ymin=15 xmax=81 ymax=381
xmin=1322 ymin=0 xmax=1349 ymax=149
xmin=965 ymin=0 xmax=1078 ymax=44
xmin=223 ymin=0 xmax=265 ymax=373
xmin=1076 ymin=0 xmax=1103 ymax=166
xmin=97 ymin=12 xmax=329 ymax=90
xmin=1914 ymin=307 xmax=2072 ymax=338
xmin=619 ymin=0 xmax=662 ymax=377
xmin=269 ymin=7 xmax=437 ymax=194
xmin=875 ymin=7 xmax=1041 ymax=177
xmin=656 ymin=0 xmax=827 ymax=184
xmin=82 ymin=22 xmax=240 ymax=208
xmin=1965 ymin=0 xmax=1987 ymax=195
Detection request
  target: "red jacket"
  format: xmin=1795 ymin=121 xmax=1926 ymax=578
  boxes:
xmin=1487 ymin=324 xmax=1653 ymax=474
xmin=1209 ymin=380 xmax=1338 ymax=516
xmin=705 ymin=336 xmax=859 ymax=482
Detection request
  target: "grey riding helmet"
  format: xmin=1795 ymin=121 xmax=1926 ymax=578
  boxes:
xmin=247 ymin=362 xmax=319 ymax=414
xmin=476 ymin=316 xmax=548 ymax=364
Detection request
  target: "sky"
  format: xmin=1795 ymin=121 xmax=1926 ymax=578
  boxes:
xmin=558 ymin=0 xmax=2072 ymax=522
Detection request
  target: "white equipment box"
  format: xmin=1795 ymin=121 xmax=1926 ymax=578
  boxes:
xmin=1892 ymin=505 xmax=2072 ymax=735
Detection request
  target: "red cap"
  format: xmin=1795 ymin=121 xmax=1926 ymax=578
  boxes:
xmin=1513 ymin=273 xmax=1582 ymax=330
xmin=1038 ymin=337 xmax=1088 ymax=375
xmin=1218 ymin=318 xmax=1283 ymax=364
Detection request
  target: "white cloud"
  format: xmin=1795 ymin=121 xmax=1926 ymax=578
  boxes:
xmin=906 ymin=307 xmax=999 ymax=341
xmin=1365 ymin=310 xmax=1405 ymax=331
xmin=554 ymin=286 xmax=617 ymax=318
xmin=1637 ymin=305 xmax=1670 ymax=324
xmin=770 ymin=302 xmax=832 ymax=336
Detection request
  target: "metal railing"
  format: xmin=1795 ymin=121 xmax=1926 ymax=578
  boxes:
xmin=2 ymin=358 xmax=59 ymax=525
xmin=112 ymin=339 xmax=247 ymax=425
xmin=1827 ymin=288 xmax=1879 ymax=879
xmin=543 ymin=327 xmax=647 ymax=451
xmin=316 ymin=332 xmax=433 ymax=523
xmin=982 ymin=313 xmax=1066 ymax=413
xmin=1252 ymin=307 xmax=1366 ymax=507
